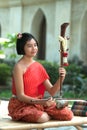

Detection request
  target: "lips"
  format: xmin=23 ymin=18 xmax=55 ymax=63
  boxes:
xmin=31 ymin=51 xmax=37 ymax=54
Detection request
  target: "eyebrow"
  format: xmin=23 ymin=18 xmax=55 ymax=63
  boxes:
xmin=26 ymin=42 xmax=37 ymax=45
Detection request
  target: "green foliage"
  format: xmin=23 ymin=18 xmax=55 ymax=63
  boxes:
xmin=81 ymin=65 xmax=87 ymax=77
xmin=0 ymin=50 xmax=4 ymax=54
xmin=0 ymin=89 xmax=12 ymax=99
xmin=38 ymin=60 xmax=59 ymax=84
xmin=65 ymin=64 xmax=83 ymax=85
xmin=0 ymin=33 xmax=17 ymax=59
xmin=0 ymin=59 xmax=15 ymax=68
xmin=0 ymin=63 xmax=12 ymax=85
xmin=64 ymin=63 xmax=87 ymax=97
xmin=1 ymin=33 xmax=17 ymax=48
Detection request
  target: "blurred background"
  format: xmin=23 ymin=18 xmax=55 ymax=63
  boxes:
xmin=0 ymin=0 xmax=87 ymax=100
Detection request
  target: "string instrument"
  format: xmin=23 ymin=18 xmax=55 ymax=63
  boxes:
xmin=35 ymin=23 xmax=86 ymax=109
xmin=59 ymin=22 xmax=69 ymax=98
xmin=53 ymin=23 xmax=69 ymax=108
xmin=55 ymin=23 xmax=86 ymax=109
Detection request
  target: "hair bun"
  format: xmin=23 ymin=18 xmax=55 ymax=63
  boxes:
xmin=17 ymin=33 xmax=22 ymax=39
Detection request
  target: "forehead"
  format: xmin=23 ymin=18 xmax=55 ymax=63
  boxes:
xmin=26 ymin=38 xmax=36 ymax=45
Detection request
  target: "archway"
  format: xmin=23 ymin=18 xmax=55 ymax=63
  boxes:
xmin=81 ymin=10 xmax=87 ymax=65
xmin=31 ymin=8 xmax=46 ymax=60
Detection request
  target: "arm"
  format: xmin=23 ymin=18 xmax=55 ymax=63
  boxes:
xmin=13 ymin=63 xmax=34 ymax=103
xmin=44 ymin=67 xmax=66 ymax=96
xmin=13 ymin=63 xmax=53 ymax=105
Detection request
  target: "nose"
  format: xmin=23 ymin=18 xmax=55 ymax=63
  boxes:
xmin=32 ymin=45 xmax=37 ymax=50
xmin=32 ymin=45 xmax=35 ymax=49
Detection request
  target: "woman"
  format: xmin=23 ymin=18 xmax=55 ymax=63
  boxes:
xmin=8 ymin=33 xmax=73 ymax=123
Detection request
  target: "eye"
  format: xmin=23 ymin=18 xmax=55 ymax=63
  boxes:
xmin=34 ymin=43 xmax=37 ymax=47
xmin=27 ymin=44 xmax=32 ymax=47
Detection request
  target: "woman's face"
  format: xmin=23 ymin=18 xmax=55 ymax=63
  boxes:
xmin=24 ymin=38 xmax=38 ymax=57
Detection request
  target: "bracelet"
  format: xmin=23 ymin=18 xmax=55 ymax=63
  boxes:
xmin=30 ymin=100 xmax=38 ymax=103
xmin=30 ymin=99 xmax=49 ymax=105
xmin=30 ymin=100 xmax=35 ymax=103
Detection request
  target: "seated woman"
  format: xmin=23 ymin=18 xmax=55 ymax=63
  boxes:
xmin=8 ymin=33 xmax=73 ymax=123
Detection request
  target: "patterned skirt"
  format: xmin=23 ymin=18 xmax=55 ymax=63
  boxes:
xmin=8 ymin=97 xmax=73 ymax=123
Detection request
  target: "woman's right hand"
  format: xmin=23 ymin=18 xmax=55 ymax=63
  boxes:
xmin=45 ymin=97 xmax=56 ymax=107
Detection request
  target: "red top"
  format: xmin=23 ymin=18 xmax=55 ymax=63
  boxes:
xmin=12 ymin=62 xmax=49 ymax=98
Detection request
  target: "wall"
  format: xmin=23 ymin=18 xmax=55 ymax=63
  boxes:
xmin=0 ymin=0 xmax=87 ymax=65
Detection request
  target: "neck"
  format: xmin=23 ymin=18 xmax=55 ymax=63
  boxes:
xmin=22 ymin=55 xmax=34 ymax=63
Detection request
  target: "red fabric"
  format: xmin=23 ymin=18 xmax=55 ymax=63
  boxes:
xmin=63 ymin=63 xmax=69 ymax=66
xmin=8 ymin=98 xmax=43 ymax=122
xmin=12 ymin=62 xmax=49 ymax=98
xmin=9 ymin=61 xmax=73 ymax=122
xmin=8 ymin=98 xmax=73 ymax=122
xmin=62 ymin=52 xmax=68 ymax=57
xmin=45 ymin=105 xmax=73 ymax=120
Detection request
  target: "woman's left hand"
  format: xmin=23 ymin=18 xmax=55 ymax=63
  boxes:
xmin=59 ymin=67 xmax=66 ymax=77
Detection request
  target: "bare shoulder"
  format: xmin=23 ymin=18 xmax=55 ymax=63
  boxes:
xmin=14 ymin=62 xmax=21 ymax=70
xmin=13 ymin=62 xmax=23 ymax=74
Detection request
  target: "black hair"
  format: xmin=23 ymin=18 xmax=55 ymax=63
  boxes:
xmin=16 ymin=32 xmax=38 ymax=55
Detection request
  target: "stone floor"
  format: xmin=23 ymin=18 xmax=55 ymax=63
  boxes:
xmin=45 ymin=127 xmax=79 ymax=130
xmin=45 ymin=126 xmax=87 ymax=130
